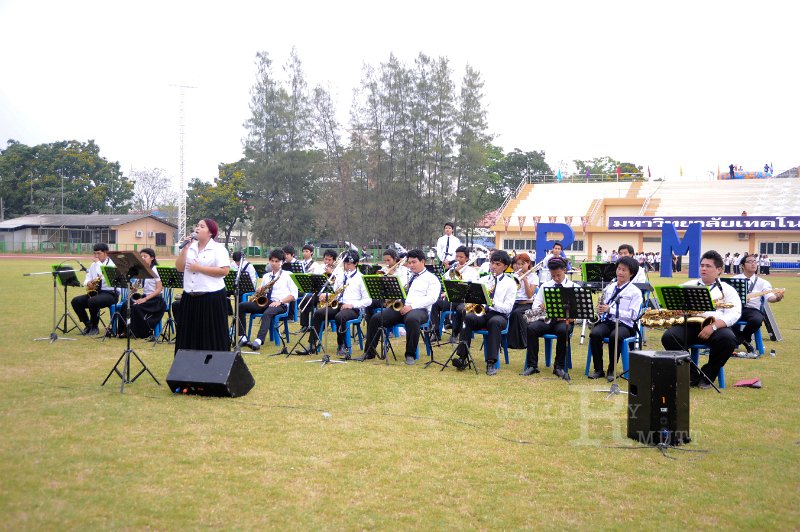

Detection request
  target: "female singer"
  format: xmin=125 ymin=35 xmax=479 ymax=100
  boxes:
xmin=506 ymin=253 xmax=538 ymax=349
xmin=175 ymin=218 xmax=231 ymax=352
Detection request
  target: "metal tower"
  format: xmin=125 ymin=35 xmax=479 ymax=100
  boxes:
xmin=172 ymin=84 xmax=196 ymax=242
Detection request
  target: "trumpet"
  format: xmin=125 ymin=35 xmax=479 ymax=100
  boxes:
xmin=447 ymin=256 xmax=477 ymax=280
xmin=86 ymin=277 xmax=101 ymax=297
xmin=512 ymin=267 xmax=536 ymax=288
xmin=248 ymin=271 xmax=282 ymax=307
xmin=379 ymin=256 xmax=407 ymax=276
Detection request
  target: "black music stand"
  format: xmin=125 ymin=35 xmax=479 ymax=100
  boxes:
xmin=720 ymin=277 xmax=748 ymax=307
xmin=101 ymin=251 xmax=161 ymax=393
xmin=542 ymin=286 xmax=596 ymax=383
xmin=578 ymin=262 xmax=615 ymax=344
xmin=253 ymin=263 xmax=268 ymax=277
xmin=656 ymin=285 xmax=721 ymax=393
xmin=30 ymin=264 xmax=82 ymax=342
xmin=289 ymin=273 xmax=330 ymax=357
xmin=156 ymin=267 xmax=184 ymax=343
xmin=224 ymin=269 xmax=256 ymax=351
xmin=440 ymin=282 xmax=489 ymax=375
xmin=362 ymin=274 xmax=406 ymax=364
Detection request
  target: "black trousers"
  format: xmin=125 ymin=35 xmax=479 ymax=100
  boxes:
xmin=71 ymin=291 xmax=118 ymax=328
xmin=365 ymin=308 xmax=428 ymax=358
xmin=310 ymin=306 xmax=359 ymax=347
xmin=526 ymin=319 xmax=572 ymax=369
xmin=458 ymin=310 xmax=508 ymax=365
xmin=588 ymin=320 xmax=636 ymax=373
xmin=238 ymin=301 xmax=287 ymax=342
xmin=661 ymin=323 xmax=738 ymax=385
xmin=506 ymin=302 xmax=532 ymax=349
xmin=298 ymin=294 xmax=318 ymax=327
xmin=735 ymin=307 xmax=764 ymax=345
xmin=429 ymin=298 xmax=464 ymax=337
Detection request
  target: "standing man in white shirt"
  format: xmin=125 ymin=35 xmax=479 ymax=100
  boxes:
xmin=733 ymin=253 xmax=784 ymax=353
xmin=661 ymin=250 xmax=742 ymax=388
xmin=454 ymin=250 xmax=517 ymax=375
xmin=436 ymin=222 xmax=461 ymax=270
xmin=237 ymin=249 xmax=298 ymax=351
xmin=360 ymin=249 xmax=440 ymax=365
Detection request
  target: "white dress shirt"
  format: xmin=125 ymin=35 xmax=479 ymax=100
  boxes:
xmin=681 ymin=278 xmax=742 ymax=328
xmin=333 ymin=269 xmax=372 ymax=309
xmin=514 ymin=270 xmax=539 ymax=301
xmin=632 ymin=266 xmax=649 ymax=285
xmin=444 ymin=264 xmax=479 ymax=283
xmin=733 ymin=273 xmax=779 ymax=310
xmin=183 ymin=239 xmax=230 ymax=293
xmin=141 ymin=265 xmax=162 ymax=297
xmin=231 ymin=259 xmax=258 ymax=289
xmin=259 ymin=269 xmax=299 ymax=304
xmin=598 ymin=281 xmax=643 ymax=329
xmin=483 ymin=273 xmax=516 ymax=316
xmin=404 ymin=269 xmax=441 ymax=313
xmin=86 ymin=257 xmax=117 ymax=293
xmin=436 ymin=234 xmax=461 ymax=264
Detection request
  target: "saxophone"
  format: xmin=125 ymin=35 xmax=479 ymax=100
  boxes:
xmin=86 ymin=277 xmax=101 ymax=297
xmin=466 ymin=278 xmax=496 ymax=316
xmin=249 ymin=271 xmax=282 ymax=307
xmin=587 ymin=290 xmax=605 ymax=326
xmin=641 ymin=298 xmax=735 ymax=329
xmin=318 ymin=282 xmax=348 ymax=309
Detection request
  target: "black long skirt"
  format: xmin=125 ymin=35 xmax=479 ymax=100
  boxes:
xmin=129 ymin=295 xmax=167 ymax=339
xmin=507 ymin=302 xmax=532 ymax=349
xmin=175 ymin=289 xmax=230 ymax=353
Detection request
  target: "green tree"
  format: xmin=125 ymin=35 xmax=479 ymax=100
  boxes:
xmin=186 ymin=160 xmax=250 ymax=246
xmin=0 ymin=139 xmax=132 ymax=217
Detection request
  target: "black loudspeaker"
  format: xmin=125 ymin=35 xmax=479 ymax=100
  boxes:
xmin=627 ymin=350 xmax=691 ymax=445
xmin=167 ymin=350 xmax=255 ymax=398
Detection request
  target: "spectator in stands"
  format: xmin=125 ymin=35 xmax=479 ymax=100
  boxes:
xmin=596 ymin=245 xmax=603 ymax=261
xmin=732 ymin=253 xmax=741 ymax=274
xmin=741 ymin=210 xmax=748 ymax=216
xmin=729 ymin=164 xmax=735 ymax=179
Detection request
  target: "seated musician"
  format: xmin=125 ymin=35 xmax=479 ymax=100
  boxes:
xmin=117 ymin=248 xmax=167 ymax=339
xmin=453 ymin=250 xmax=517 ymax=376
xmin=617 ymin=244 xmax=648 ymax=284
xmin=71 ymin=242 xmax=119 ymax=336
xmin=303 ymin=251 xmax=371 ymax=358
xmin=430 ymin=245 xmax=479 ymax=343
xmin=733 ymin=253 xmax=784 ymax=354
xmin=237 ymin=249 xmax=298 ymax=351
xmin=587 ymin=256 xmax=643 ymax=381
xmin=298 ymin=248 xmax=337 ymax=333
xmin=230 ymin=251 xmax=258 ymax=288
xmin=506 ymin=252 xmax=539 ymax=350
xmin=364 ymin=248 xmax=409 ymax=320
xmin=522 ymin=258 xmax=574 ymax=378
xmin=360 ymin=249 xmax=440 ymax=365
xmin=281 ymin=245 xmax=298 ymax=271
xmin=661 ymin=250 xmax=742 ymax=388
xmin=300 ymin=244 xmax=322 ymax=274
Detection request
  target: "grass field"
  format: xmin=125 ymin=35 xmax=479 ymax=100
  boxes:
xmin=1 ymin=258 xmax=798 ymax=530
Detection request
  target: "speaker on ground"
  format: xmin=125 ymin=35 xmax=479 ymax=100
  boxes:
xmin=167 ymin=349 xmax=255 ymax=398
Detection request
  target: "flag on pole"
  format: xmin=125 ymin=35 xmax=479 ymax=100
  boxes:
xmin=616 ymin=166 xmax=621 ymax=179
xmin=647 ymin=165 xmax=651 ymax=178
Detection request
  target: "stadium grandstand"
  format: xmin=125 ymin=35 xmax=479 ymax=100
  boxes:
xmin=490 ymin=175 xmax=800 ymax=268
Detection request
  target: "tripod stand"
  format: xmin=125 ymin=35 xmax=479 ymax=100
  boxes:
xmin=542 ymin=286 xmax=595 ymax=384
xmin=29 ymin=264 xmax=82 ymax=343
xmin=362 ymin=274 xmax=407 ymax=364
xmin=439 ymin=281 xmax=489 ymax=374
xmin=154 ymin=267 xmax=183 ymax=343
xmin=100 ymin=251 xmax=160 ymax=393
xmin=290 ymin=273 xmax=330 ymax=357
xmin=227 ymin=262 xmax=255 ymax=353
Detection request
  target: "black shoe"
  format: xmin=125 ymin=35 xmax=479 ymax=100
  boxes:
xmin=486 ymin=364 xmax=498 ymax=376
xmin=355 ymin=353 xmax=376 ymax=362
xmin=588 ymin=370 xmax=605 ymax=379
xmin=554 ymin=367 xmax=566 ymax=379
xmin=299 ymin=326 xmax=309 ymax=334
xmin=250 ymin=341 xmax=261 ymax=352
xmin=81 ymin=324 xmax=91 ymax=335
xmin=741 ymin=340 xmax=754 ymax=353
xmin=449 ymin=335 xmax=458 ymax=344
xmin=87 ymin=327 xmax=100 ymax=336
xmin=606 ymin=374 xmax=615 ymax=382
xmin=452 ymin=356 xmax=467 ymax=370
xmin=698 ymin=381 xmax=712 ymax=389
xmin=520 ymin=366 xmax=540 ymax=376
xmin=405 ymin=356 xmax=416 ymax=365
xmin=298 ymin=345 xmax=317 ymax=356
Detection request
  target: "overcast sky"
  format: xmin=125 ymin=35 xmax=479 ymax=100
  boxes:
xmin=1 ymin=0 xmax=796 ymax=189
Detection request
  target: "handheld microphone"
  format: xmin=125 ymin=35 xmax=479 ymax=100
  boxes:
xmin=179 ymin=232 xmax=197 ymax=250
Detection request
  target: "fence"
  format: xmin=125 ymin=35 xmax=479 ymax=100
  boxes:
xmin=0 ymin=241 xmax=174 ymax=257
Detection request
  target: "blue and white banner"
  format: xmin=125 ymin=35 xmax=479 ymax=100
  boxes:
xmin=609 ymin=216 xmax=800 ymax=231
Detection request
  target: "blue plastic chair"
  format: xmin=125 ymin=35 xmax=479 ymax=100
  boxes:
xmin=108 ymin=288 xmax=129 ymax=334
xmin=736 ymin=320 xmax=765 ymax=355
xmin=246 ymin=307 xmax=291 ymax=347
xmin=584 ymin=335 xmax=638 ymax=376
xmin=438 ymin=310 xmax=455 ymax=338
xmin=320 ymin=309 xmax=365 ymax=352
xmin=384 ymin=315 xmax=433 ymax=360
xmin=689 ymin=344 xmax=726 ymax=388
xmin=472 ymin=320 xmax=510 ymax=369
xmin=542 ymin=333 xmax=573 ymax=369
